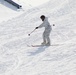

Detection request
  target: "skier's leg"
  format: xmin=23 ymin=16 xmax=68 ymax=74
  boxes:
xmin=46 ymin=31 xmax=51 ymax=46
xmin=46 ymin=36 xmax=51 ymax=46
xmin=41 ymin=32 xmax=46 ymax=45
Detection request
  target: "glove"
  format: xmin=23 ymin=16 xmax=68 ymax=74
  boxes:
xmin=53 ymin=24 xmax=55 ymax=26
xmin=35 ymin=27 xmax=38 ymax=29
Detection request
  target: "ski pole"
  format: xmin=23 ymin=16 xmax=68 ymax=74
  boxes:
xmin=28 ymin=29 xmax=36 ymax=36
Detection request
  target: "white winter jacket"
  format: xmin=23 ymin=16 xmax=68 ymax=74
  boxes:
xmin=38 ymin=17 xmax=52 ymax=35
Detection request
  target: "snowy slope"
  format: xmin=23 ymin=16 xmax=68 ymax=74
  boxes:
xmin=0 ymin=0 xmax=24 ymax=23
xmin=0 ymin=0 xmax=76 ymax=75
xmin=0 ymin=0 xmax=49 ymax=23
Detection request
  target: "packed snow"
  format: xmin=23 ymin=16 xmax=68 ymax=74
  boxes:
xmin=0 ymin=0 xmax=49 ymax=23
xmin=0 ymin=0 xmax=76 ymax=75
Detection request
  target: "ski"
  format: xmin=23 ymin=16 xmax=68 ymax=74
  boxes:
xmin=27 ymin=44 xmax=63 ymax=47
xmin=32 ymin=45 xmax=45 ymax=47
xmin=27 ymin=44 xmax=50 ymax=47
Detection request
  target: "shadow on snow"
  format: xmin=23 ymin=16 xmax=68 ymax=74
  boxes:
xmin=28 ymin=46 xmax=49 ymax=56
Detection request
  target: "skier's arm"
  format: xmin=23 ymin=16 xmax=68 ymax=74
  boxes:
xmin=35 ymin=23 xmax=44 ymax=29
xmin=38 ymin=23 xmax=44 ymax=28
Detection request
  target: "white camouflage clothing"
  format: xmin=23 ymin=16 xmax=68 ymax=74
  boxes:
xmin=38 ymin=17 xmax=52 ymax=45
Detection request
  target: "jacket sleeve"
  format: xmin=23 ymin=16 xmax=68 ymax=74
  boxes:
xmin=38 ymin=23 xmax=44 ymax=28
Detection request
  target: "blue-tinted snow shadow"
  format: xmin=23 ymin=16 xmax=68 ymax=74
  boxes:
xmin=0 ymin=0 xmax=18 ymax=11
xmin=28 ymin=46 xmax=48 ymax=56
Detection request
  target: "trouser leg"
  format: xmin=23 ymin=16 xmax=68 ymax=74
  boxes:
xmin=46 ymin=36 xmax=51 ymax=45
xmin=43 ymin=34 xmax=46 ymax=43
xmin=45 ymin=31 xmax=51 ymax=45
xmin=41 ymin=32 xmax=46 ymax=44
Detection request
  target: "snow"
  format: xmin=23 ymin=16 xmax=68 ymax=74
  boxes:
xmin=0 ymin=0 xmax=50 ymax=23
xmin=14 ymin=0 xmax=50 ymax=7
xmin=0 ymin=0 xmax=76 ymax=75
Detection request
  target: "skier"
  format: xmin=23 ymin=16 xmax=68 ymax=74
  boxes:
xmin=35 ymin=15 xmax=54 ymax=46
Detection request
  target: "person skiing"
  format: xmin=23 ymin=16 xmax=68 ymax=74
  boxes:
xmin=35 ymin=15 xmax=54 ymax=46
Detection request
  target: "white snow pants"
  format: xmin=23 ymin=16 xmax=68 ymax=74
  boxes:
xmin=42 ymin=30 xmax=51 ymax=44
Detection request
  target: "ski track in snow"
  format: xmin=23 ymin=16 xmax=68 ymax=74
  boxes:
xmin=0 ymin=0 xmax=76 ymax=75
